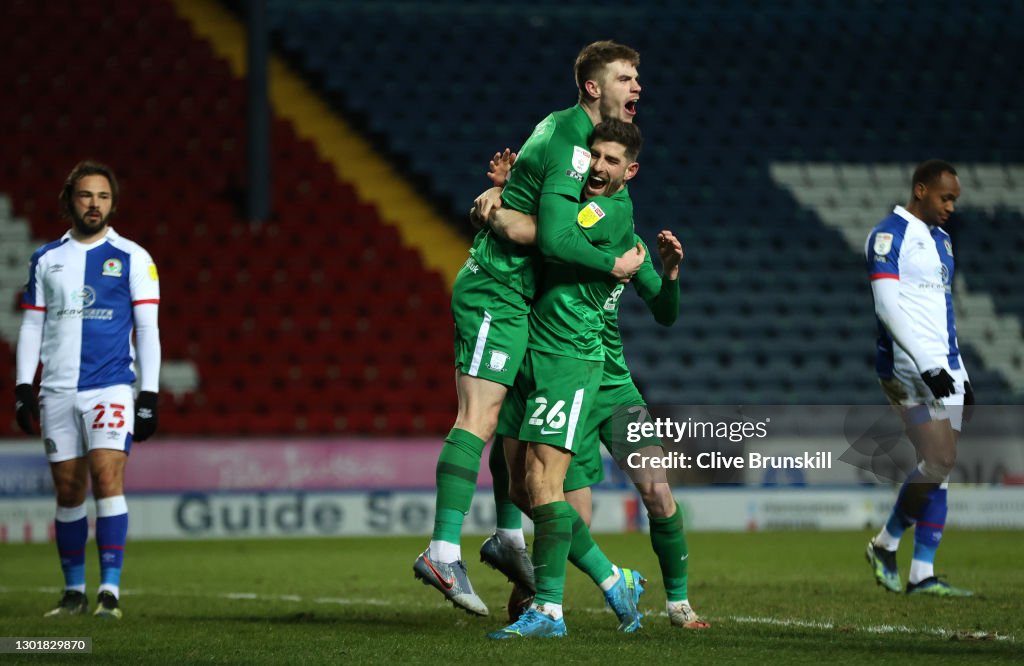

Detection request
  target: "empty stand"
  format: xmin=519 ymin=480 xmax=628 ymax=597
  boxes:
xmin=3 ymin=0 xmax=456 ymax=436
xmin=265 ymin=0 xmax=1023 ymax=405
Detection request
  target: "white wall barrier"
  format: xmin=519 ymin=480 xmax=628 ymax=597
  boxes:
xmin=3 ymin=487 xmax=1024 ymax=543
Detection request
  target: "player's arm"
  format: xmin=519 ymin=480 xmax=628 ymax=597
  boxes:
xmin=867 ymin=228 xmax=954 ymax=397
xmin=131 ymin=250 xmax=162 ymax=441
xmin=15 ymin=254 xmax=47 ymax=435
xmin=471 ymin=147 xmax=536 ymax=244
xmin=537 ymin=191 xmax=644 ymax=278
xmin=492 ymin=207 xmax=537 ymax=245
xmin=469 ymin=150 xmax=519 ymax=231
xmin=632 ymin=231 xmax=683 ymax=326
xmin=15 ymin=309 xmax=44 ymax=435
xmin=469 ymin=185 xmax=539 ymax=245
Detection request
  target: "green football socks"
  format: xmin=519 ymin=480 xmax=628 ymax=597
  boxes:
xmin=650 ymin=502 xmax=689 ymax=602
xmin=489 ymin=435 xmax=522 ymax=531
xmin=431 ymin=428 xmax=486 ymax=544
xmin=568 ymin=508 xmax=616 ymax=587
xmin=531 ymin=501 xmax=574 ymax=606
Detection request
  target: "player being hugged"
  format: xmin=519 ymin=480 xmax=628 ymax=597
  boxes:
xmin=15 ymin=161 xmax=161 ymax=619
xmin=863 ymin=159 xmax=973 ymax=597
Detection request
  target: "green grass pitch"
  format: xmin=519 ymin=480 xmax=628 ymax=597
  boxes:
xmin=0 ymin=531 xmax=1020 ymax=664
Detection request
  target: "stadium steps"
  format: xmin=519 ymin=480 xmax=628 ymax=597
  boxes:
xmin=170 ymin=0 xmax=469 ymax=290
xmin=772 ymin=162 xmax=1024 ymax=395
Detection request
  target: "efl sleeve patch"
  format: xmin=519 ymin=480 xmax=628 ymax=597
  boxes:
xmin=571 ymin=145 xmax=591 ymax=174
xmin=577 ymin=201 xmax=606 ymax=228
xmin=873 ymin=232 xmax=894 ymax=255
xmin=148 ymin=264 xmax=159 ymax=281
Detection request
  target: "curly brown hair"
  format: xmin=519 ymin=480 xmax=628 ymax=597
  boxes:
xmin=59 ymin=160 xmax=119 ymax=220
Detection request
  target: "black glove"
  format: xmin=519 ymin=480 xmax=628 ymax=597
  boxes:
xmin=963 ymin=380 xmax=975 ymax=423
xmin=134 ymin=391 xmax=159 ymax=442
xmin=14 ymin=383 xmax=39 ymax=435
xmin=920 ymin=368 xmax=956 ymax=399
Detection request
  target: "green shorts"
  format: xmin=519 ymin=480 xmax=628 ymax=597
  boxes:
xmin=451 ymin=257 xmax=530 ymax=387
xmin=498 ymin=349 xmax=602 ymax=452
xmin=563 ymin=381 xmax=664 ymax=492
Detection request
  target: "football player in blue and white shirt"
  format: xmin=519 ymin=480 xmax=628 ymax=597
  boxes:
xmin=15 ymin=161 xmax=161 ymax=618
xmin=863 ymin=159 xmax=973 ymax=597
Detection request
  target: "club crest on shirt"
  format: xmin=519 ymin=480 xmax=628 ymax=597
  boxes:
xmin=102 ymin=258 xmax=123 ymax=277
xmin=873 ymin=232 xmax=893 ymax=255
xmin=944 ymin=239 xmax=953 ymax=256
xmin=571 ymin=146 xmax=591 ymax=174
xmin=487 ymin=350 xmax=510 ymax=372
xmin=577 ymin=201 xmax=606 ymax=229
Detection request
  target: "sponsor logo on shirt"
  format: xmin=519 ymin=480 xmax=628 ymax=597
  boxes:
xmin=75 ymin=286 xmax=97 ymax=308
xmin=565 ymin=169 xmax=584 ymax=183
xmin=102 ymin=258 xmax=123 ymax=277
xmin=873 ymin=232 xmax=893 ymax=255
xmin=48 ymin=264 xmax=64 ymax=274
xmin=55 ymin=285 xmax=114 ymax=320
xmin=571 ymin=146 xmax=591 ymax=174
xmin=577 ymin=201 xmax=606 ymax=229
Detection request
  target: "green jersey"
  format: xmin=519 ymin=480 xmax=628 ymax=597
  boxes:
xmin=528 ymin=187 xmax=636 ymax=361
xmin=469 ymin=105 xmax=594 ymax=299
xmin=600 ymin=235 xmax=681 ymax=385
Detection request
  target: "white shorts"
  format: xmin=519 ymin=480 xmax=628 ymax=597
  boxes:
xmin=879 ymin=365 xmax=967 ymax=432
xmin=40 ymin=385 xmax=135 ymax=463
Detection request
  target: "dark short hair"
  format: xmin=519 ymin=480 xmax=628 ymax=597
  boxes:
xmin=59 ymin=160 xmax=119 ymax=219
xmin=591 ymin=119 xmax=643 ymax=161
xmin=574 ymin=40 xmax=640 ymax=95
xmin=912 ymin=159 xmax=957 ymax=189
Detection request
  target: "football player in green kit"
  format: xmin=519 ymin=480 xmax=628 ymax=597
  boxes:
xmin=478 ymin=126 xmax=708 ymax=633
xmin=480 ymin=120 xmax=645 ymax=638
xmin=415 ymin=41 xmax=645 ymax=618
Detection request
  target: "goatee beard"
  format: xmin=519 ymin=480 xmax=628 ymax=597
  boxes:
xmin=72 ymin=213 xmax=108 ymax=236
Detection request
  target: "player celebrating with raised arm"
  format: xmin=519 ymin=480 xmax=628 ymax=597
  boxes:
xmin=864 ymin=159 xmax=974 ymax=597
xmin=477 ymin=143 xmax=709 ymax=631
xmin=484 ymin=119 xmax=646 ymax=638
xmin=15 ymin=161 xmax=161 ymax=619
xmin=415 ymin=41 xmax=645 ymax=616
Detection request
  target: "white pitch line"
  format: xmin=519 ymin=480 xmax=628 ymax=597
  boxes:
xmin=0 ymin=586 xmax=1012 ymax=641
xmin=726 ymin=615 xmax=1013 ymax=641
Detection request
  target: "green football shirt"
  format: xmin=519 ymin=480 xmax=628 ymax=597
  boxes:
xmin=469 ymin=105 xmax=594 ymax=299
xmin=528 ymin=186 xmax=637 ymax=361
xmin=600 ymin=235 xmax=681 ymax=386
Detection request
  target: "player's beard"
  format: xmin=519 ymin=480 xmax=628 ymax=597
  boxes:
xmin=71 ymin=208 xmax=110 ymax=236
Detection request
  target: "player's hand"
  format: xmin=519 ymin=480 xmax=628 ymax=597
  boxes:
xmin=473 ymin=186 xmax=504 ymax=225
xmin=963 ymin=380 xmax=975 ymax=423
xmin=656 ymin=230 xmax=684 ymax=277
xmin=920 ymin=368 xmax=956 ymax=399
xmin=469 ymin=207 xmax=486 ymax=230
xmin=487 ymin=148 xmax=517 ymax=187
xmin=14 ymin=383 xmax=39 ymax=436
xmin=134 ymin=391 xmax=159 ymax=442
xmin=611 ymin=242 xmax=646 ymax=281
